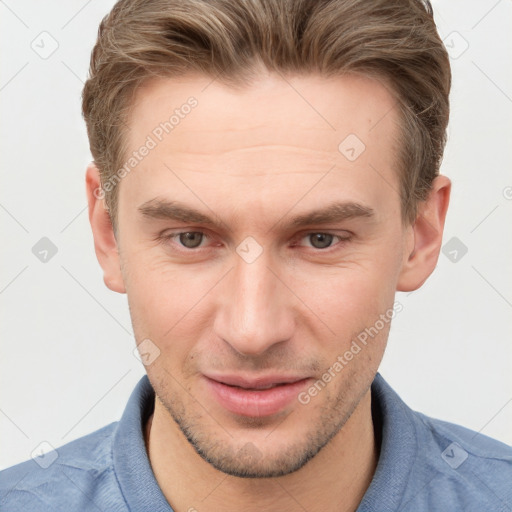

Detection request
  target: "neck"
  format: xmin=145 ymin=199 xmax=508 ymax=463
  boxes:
xmin=145 ymin=389 xmax=377 ymax=512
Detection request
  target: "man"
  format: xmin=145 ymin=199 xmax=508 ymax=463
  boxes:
xmin=1 ymin=0 xmax=511 ymax=510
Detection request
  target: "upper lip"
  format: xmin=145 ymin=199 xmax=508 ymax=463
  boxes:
xmin=204 ymin=373 xmax=310 ymax=389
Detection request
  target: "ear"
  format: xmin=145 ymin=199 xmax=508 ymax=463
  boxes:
xmin=85 ymin=163 xmax=126 ymax=294
xmin=396 ymin=175 xmax=451 ymax=292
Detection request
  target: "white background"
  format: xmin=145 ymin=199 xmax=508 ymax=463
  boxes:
xmin=1 ymin=0 xmax=511 ymax=469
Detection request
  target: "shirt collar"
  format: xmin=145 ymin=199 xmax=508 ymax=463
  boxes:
xmin=357 ymin=373 xmax=419 ymax=511
xmin=113 ymin=375 xmax=172 ymax=511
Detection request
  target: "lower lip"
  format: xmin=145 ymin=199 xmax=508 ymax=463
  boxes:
xmin=204 ymin=377 xmax=311 ymax=417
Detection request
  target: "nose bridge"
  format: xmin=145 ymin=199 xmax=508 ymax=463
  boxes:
xmin=214 ymin=248 xmax=294 ymax=356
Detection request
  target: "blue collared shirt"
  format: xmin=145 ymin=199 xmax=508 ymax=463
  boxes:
xmin=1 ymin=373 xmax=511 ymax=511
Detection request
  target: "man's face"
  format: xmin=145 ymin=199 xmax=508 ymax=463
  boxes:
xmin=115 ymin=71 xmax=409 ymax=477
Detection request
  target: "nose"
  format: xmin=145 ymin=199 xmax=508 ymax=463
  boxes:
xmin=213 ymin=248 xmax=295 ymax=356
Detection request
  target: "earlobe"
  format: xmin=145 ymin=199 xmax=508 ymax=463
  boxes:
xmin=85 ymin=163 xmax=126 ymax=294
xmin=396 ymin=175 xmax=451 ymax=292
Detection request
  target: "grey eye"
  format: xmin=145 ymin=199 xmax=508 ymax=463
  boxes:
xmin=179 ymin=232 xmax=204 ymax=248
xmin=309 ymin=233 xmax=334 ymax=249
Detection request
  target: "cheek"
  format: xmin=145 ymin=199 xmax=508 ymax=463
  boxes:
xmin=292 ymin=260 xmax=395 ymax=323
xmin=122 ymin=250 xmax=219 ymax=340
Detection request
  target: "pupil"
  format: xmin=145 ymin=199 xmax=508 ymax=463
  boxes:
xmin=180 ymin=232 xmax=202 ymax=248
xmin=311 ymin=233 xmax=333 ymax=249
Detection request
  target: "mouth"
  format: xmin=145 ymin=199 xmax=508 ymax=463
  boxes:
xmin=203 ymin=374 xmax=311 ymax=418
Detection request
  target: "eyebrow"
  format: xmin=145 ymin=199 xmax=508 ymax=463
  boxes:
xmin=139 ymin=199 xmax=214 ymax=224
xmin=288 ymin=201 xmax=374 ymax=227
xmin=137 ymin=198 xmax=375 ymax=229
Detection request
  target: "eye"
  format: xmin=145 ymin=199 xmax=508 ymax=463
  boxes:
xmin=307 ymin=233 xmax=334 ymax=249
xmin=156 ymin=231 xmax=215 ymax=254
xmin=298 ymin=232 xmax=351 ymax=250
xmin=177 ymin=231 xmax=205 ymax=249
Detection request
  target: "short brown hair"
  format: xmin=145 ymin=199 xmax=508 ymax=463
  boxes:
xmin=82 ymin=0 xmax=450 ymax=230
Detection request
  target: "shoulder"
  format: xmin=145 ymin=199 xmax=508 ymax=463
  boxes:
xmin=405 ymin=409 xmax=512 ymax=510
xmin=0 ymin=422 xmax=127 ymax=512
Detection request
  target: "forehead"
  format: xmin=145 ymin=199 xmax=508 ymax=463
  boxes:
xmin=120 ymin=71 xmax=401 ymax=226
xmin=128 ymin=71 xmax=398 ymax=157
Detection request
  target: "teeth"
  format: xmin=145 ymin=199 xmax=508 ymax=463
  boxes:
xmin=250 ymin=383 xmax=285 ymax=390
xmin=232 ymin=383 xmax=281 ymax=390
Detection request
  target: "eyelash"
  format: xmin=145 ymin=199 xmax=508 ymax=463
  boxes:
xmin=156 ymin=230 xmax=352 ymax=253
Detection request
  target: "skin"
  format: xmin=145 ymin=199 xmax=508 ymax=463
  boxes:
xmin=86 ymin=70 xmax=450 ymax=512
